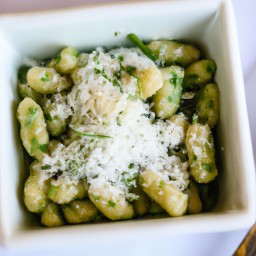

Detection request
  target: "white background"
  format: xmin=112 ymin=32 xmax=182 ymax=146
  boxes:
xmin=0 ymin=0 xmax=255 ymax=255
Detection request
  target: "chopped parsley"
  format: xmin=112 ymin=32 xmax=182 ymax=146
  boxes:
xmin=116 ymin=111 xmax=123 ymax=126
xmin=118 ymin=55 xmax=124 ymax=62
xmin=159 ymin=180 xmax=164 ymax=188
xmin=128 ymin=163 xmax=135 ymax=169
xmin=113 ymin=79 xmax=123 ymax=93
xmin=73 ymin=130 xmax=112 ymax=139
xmin=203 ymin=163 xmax=214 ymax=172
xmin=193 ymin=155 xmax=198 ymax=161
xmin=207 ymin=63 xmax=217 ymax=75
xmin=110 ymin=54 xmax=115 ymax=59
xmin=114 ymin=31 xmax=120 ymax=37
xmin=54 ymin=56 xmax=61 ymax=65
xmin=123 ymin=66 xmax=141 ymax=97
xmin=95 ymin=67 xmax=124 ymax=93
xmin=26 ymin=106 xmax=38 ymax=126
xmin=41 ymin=164 xmax=51 ymax=170
xmin=125 ymin=65 xmax=136 ymax=75
xmin=30 ymin=137 xmax=48 ymax=155
xmin=131 ymin=73 xmax=141 ymax=97
xmin=95 ymin=68 xmax=111 ymax=82
xmin=121 ymin=171 xmax=137 ymax=187
xmin=40 ymin=73 xmax=49 ymax=82
xmin=68 ymin=160 xmax=79 ymax=176
xmin=167 ymin=96 xmax=173 ymax=102
xmin=93 ymin=51 xmax=100 ymax=65
xmin=170 ymin=71 xmax=182 ymax=86
xmin=208 ymin=100 xmax=214 ymax=109
xmin=108 ymin=200 xmax=116 ymax=207
xmin=127 ymin=94 xmax=139 ymax=101
xmin=141 ymin=113 xmax=151 ymax=118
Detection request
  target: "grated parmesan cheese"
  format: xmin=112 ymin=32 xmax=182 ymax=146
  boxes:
xmin=41 ymin=47 xmax=189 ymax=199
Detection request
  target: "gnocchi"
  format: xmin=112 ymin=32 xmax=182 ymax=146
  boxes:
xmin=17 ymin=35 xmax=220 ymax=227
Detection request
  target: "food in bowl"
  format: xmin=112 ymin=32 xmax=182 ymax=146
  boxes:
xmin=16 ymin=34 xmax=219 ymax=227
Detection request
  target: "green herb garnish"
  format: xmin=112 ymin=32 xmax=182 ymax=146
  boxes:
xmin=159 ymin=180 xmax=164 ymax=188
xmin=93 ymin=51 xmax=100 ymax=65
xmin=170 ymin=71 xmax=182 ymax=86
xmin=208 ymin=100 xmax=214 ymax=109
xmin=41 ymin=164 xmax=51 ymax=170
xmin=30 ymin=137 xmax=48 ymax=155
xmin=127 ymin=33 xmax=158 ymax=62
xmin=128 ymin=163 xmax=135 ymax=169
xmin=55 ymin=56 xmax=61 ymax=65
xmin=26 ymin=106 xmax=38 ymax=126
xmin=40 ymin=73 xmax=49 ymax=82
xmin=118 ymin=55 xmax=124 ymax=62
xmin=113 ymin=79 xmax=124 ymax=93
xmin=141 ymin=113 xmax=151 ymax=118
xmin=73 ymin=130 xmax=112 ymax=139
xmin=193 ymin=155 xmax=198 ymax=161
xmin=116 ymin=111 xmax=123 ymax=126
xmin=95 ymin=68 xmax=111 ymax=82
xmin=207 ymin=63 xmax=217 ymax=75
xmin=108 ymin=200 xmax=116 ymax=207
xmin=203 ymin=163 xmax=214 ymax=172
xmin=167 ymin=96 xmax=173 ymax=102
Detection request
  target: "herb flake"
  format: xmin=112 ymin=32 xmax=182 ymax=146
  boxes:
xmin=26 ymin=106 xmax=38 ymax=126
xmin=73 ymin=130 xmax=112 ymax=139
xmin=108 ymin=200 xmax=116 ymax=207
xmin=40 ymin=73 xmax=49 ymax=82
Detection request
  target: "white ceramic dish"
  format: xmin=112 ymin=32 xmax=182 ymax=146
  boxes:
xmin=0 ymin=0 xmax=255 ymax=249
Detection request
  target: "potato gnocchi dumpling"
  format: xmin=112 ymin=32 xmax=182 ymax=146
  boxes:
xmin=17 ymin=97 xmax=49 ymax=160
xmin=147 ymin=40 xmax=200 ymax=67
xmin=17 ymin=34 xmax=219 ymax=227
xmin=152 ymin=66 xmax=184 ymax=119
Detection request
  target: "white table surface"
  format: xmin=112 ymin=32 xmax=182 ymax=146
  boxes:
xmin=0 ymin=0 xmax=255 ymax=255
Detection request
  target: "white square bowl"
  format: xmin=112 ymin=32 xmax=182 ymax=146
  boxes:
xmin=0 ymin=0 xmax=255 ymax=249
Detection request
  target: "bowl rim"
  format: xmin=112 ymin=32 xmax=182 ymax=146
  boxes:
xmin=0 ymin=0 xmax=255 ymax=248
